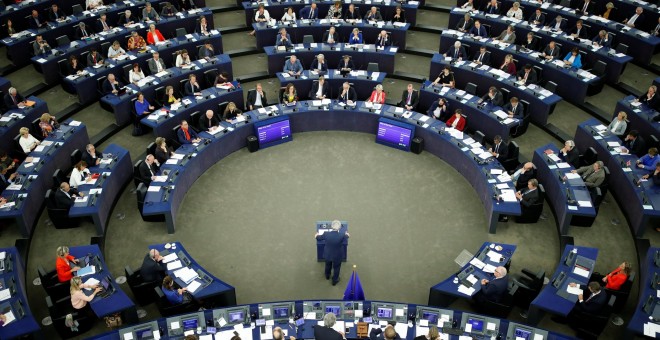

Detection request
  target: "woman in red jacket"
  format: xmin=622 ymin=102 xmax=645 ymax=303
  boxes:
xmin=592 ymin=262 xmax=630 ymax=290
xmin=446 ymin=109 xmax=466 ymax=131
xmin=367 ymin=84 xmax=386 ymax=104
xmin=146 ymin=24 xmax=166 ymax=45
xmin=56 ymin=246 xmax=80 ymax=283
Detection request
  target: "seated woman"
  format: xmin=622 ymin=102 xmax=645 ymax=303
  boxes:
xmin=506 ymin=2 xmax=523 ymax=20
xmin=636 ymin=147 xmax=660 ymax=171
xmin=134 ymin=92 xmax=154 ymax=119
xmin=175 ymin=50 xmax=192 ymax=68
xmin=223 ymin=102 xmax=243 ymax=122
xmin=5 ymin=19 xmax=16 ymax=36
xmin=326 ymin=1 xmax=342 ymax=19
xmin=563 ymin=47 xmax=582 ymax=69
xmin=367 ymin=84 xmax=386 ymax=104
xmin=590 ymin=262 xmax=630 ymax=290
xmin=162 ymin=86 xmax=180 ymax=105
xmin=413 ymin=326 xmax=440 ymax=340
xmin=390 ymin=6 xmax=406 ymax=23
xmin=162 ymin=275 xmax=192 ymax=305
xmin=446 ymin=110 xmax=466 ymax=131
xmin=56 ymin=246 xmax=80 ymax=283
xmin=601 ymin=2 xmax=614 ymax=19
xmin=129 ymin=63 xmax=145 ymax=85
xmin=500 ymin=54 xmax=517 ymax=75
xmin=214 ymin=71 xmax=233 ymax=87
xmin=69 ymin=161 xmax=92 ymax=188
xmin=67 ymin=55 xmax=84 ymax=76
xmin=70 ymin=276 xmax=101 ymax=316
xmin=431 ymin=66 xmax=455 ymax=87
xmin=281 ymin=7 xmax=296 ymax=22
xmin=608 ymin=111 xmax=627 ymax=136
xmin=154 ymin=137 xmax=174 ymax=164
xmin=348 ymin=28 xmax=363 ymax=44
xmin=18 ymin=127 xmax=40 ymax=154
xmin=39 ymin=113 xmax=59 ymax=138
xmin=282 ymin=83 xmax=298 ymax=104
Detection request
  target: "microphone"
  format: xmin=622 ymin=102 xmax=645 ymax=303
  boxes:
xmin=566 ymin=188 xmax=576 ymax=204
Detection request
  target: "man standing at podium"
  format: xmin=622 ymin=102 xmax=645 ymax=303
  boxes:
xmin=315 ymin=220 xmax=349 ymax=286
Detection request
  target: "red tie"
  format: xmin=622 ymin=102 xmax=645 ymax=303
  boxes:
xmin=184 ymin=128 xmax=191 ymax=140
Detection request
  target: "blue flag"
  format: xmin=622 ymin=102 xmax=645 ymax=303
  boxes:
xmin=343 ymin=270 xmax=365 ymax=300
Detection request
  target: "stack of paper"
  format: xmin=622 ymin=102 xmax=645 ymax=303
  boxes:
xmin=167 ymin=260 xmax=183 ymax=270
xmin=174 ymin=267 xmax=199 ymax=283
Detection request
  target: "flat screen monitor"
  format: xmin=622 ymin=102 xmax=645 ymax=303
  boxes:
xmin=254 ymin=116 xmax=292 ymax=149
xmin=182 ymin=317 xmax=198 ymax=330
xmin=375 ymin=118 xmax=414 ymax=151
xmin=135 ymin=327 xmax=154 ymax=340
xmin=377 ymin=307 xmax=393 ymax=319
xmin=467 ymin=317 xmax=484 ymax=333
xmin=229 ymin=311 xmax=244 ymax=323
xmin=325 ymin=305 xmax=341 ymax=315
xmin=421 ymin=311 xmax=439 ymax=324
xmin=273 ymin=306 xmax=290 ymax=319
xmin=514 ymin=327 xmax=533 ymax=340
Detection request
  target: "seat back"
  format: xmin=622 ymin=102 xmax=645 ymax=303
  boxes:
xmin=592 ymin=61 xmax=607 ymax=77
xmin=500 ymin=88 xmax=511 ymax=103
xmin=581 ymin=147 xmax=598 ymax=166
xmin=615 ymin=43 xmax=628 ymax=55
xmin=57 ymin=59 xmax=69 ymax=77
xmin=473 ymin=131 xmax=485 ymax=144
xmin=465 ymin=82 xmax=477 ymax=95
xmin=70 ymin=149 xmax=82 ymax=165
xmin=367 ymin=63 xmax=379 ymax=72
xmin=56 ymin=35 xmax=70 ymax=47
xmin=72 ymin=4 xmax=83 ymax=15
xmin=544 ymin=81 xmax=557 ymax=93
xmin=302 ymin=35 xmax=314 ymax=44
xmin=96 ymin=76 xmax=107 ymax=95
xmin=134 ymin=160 xmax=144 ymax=188
xmin=122 ymin=64 xmax=133 ymax=84
xmin=126 ymin=265 xmax=158 ymax=305
xmin=52 ymin=169 xmax=67 ymax=188
xmin=204 ymin=69 xmax=218 ymax=86
xmin=176 ymin=28 xmax=187 ymax=38
xmin=154 ymin=86 xmax=165 ymax=107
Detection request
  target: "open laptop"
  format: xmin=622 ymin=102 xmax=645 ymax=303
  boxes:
xmin=96 ymin=277 xmax=115 ymax=298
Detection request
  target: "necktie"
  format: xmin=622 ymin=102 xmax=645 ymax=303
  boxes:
xmin=12 ymin=95 xmax=16 ymax=104
xmin=309 ymin=9 xmax=313 ymax=19
xmin=111 ymin=82 xmax=115 ymax=91
xmin=523 ymin=72 xmax=528 ymax=82
xmin=149 ymin=165 xmax=154 ymax=176
xmin=407 ymin=92 xmax=412 ymax=104
xmin=630 ymin=15 xmax=638 ymax=25
xmin=513 ymin=105 xmax=517 ymax=113
xmin=208 ymin=119 xmax=212 ymax=128
xmin=93 ymin=54 xmax=96 ymax=63
xmin=454 ymin=49 xmax=458 ymax=58
xmin=55 ymin=11 xmax=58 ymax=19
xmin=495 ymin=143 xmax=499 ymax=153
xmin=536 ymin=15 xmax=539 ymax=21
xmin=550 ymin=48 xmax=554 ymax=55
xmin=478 ymin=53 xmax=483 ymax=62
xmin=583 ymin=2 xmax=588 ymax=12
xmin=184 ymin=128 xmax=191 ymax=140
xmin=82 ymin=29 xmax=87 ymax=37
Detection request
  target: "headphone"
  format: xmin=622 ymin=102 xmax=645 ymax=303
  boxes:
xmin=56 ymin=246 xmax=69 ymax=257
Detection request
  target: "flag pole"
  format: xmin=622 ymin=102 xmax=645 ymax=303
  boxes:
xmin=352 ymin=265 xmax=357 ymax=296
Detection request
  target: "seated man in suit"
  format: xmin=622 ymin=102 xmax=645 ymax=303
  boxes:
xmin=443 ymin=41 xmax=467 ymax=61
xmin=516 ymin=178 xmax=541 ymax=207
xmin=621 ymin=130 xmax=646 ymax=157
xmin=283 ymin=55 xmax=303 ymax=76
xmin=177 ymin=120 xmax=201 ymax=145
xmin=399 ymin=83 xmax=419 ymax=111
xmin=198 ymin=109 xmax=219 ymax=132
xmin=548 ymin=15 xmax=566 ymax=32
xmin=87 ymin=48 xmax=104 ymax=66
xmin=338 ymin=55 xmax=354 ymax=71
xmin=322 ymin=26 xmax=338 ymax=44
xmin=483 ymin=0 xmax=500 ymax=14
xmin=337 ymin=82 xmax=357 ymax=105
xmin=300 ymin=2 xmax=319 ymax=20
xmin=82 ymin=144 xmax=103 ymax=166
xmin=364 ymin=6 xmax=383 ymax=21
xmin=183 ymin=74 xmax=202 ymax=96
xmin=478 ymin=86 xmax=503 ymax=107
xmin=591 ymin=30 xmax=612 ymax=48
xmin=474 ymin=266 xmax=509 ymax=305
xmin=541 ymin=41 xmax=561 ymax=60
xmin=553 ymin=281 xmax=608 ymax=323
xmin=97 ymin=14 xmax=113 ymax=32
xmin=495 ymin=25 xmax=516 ymax=44
xmin=528 ymin=8 xmax=545 ymax=26
xmin=343 ymin=4 xmax=361 ymax=21
xmin=522 ymin=32 xmax=540 ymax=51
xmin=504 ymin=97 xmax=524 ymax=119
xmin=427 ymin=97 xmax=450 ymax=121
xmin=489 ymin=135 xmax=509 ymax=163
xmin=469 ymin=20 xmax=488 ymax=38
xmin=247 ymin=83 xmax=268 ymax=110
xmin=118 ymin=9 xmax=137 ymax=27
xmin=140 ymin=249 xmax=166 ymax=283
xmin=375 ymin=30 xmax=391 ymax=47
xmin=161 ymin=2 xmax=178 ymax=17
xmin=544 ymin=140 xmax=580 ymax=168
xmin=472 ymin=45 xmax=490 ymax=65
xmin=310 ymin=76 xmax=329 ymax=99
xmin=636 ymin=85 xmax=658 ymax=110
xmin=623 ymin=7 xmax=644 ymax=28
xmin=28 ymin=10 xmax=47 ymax=30
xmin=275 ymin=28 xmax=293 ymax=48
xmin=315 ymin=313 xmax=345 ymax=340
xmin=148 ymin=52 xmax=167 ymax=74
xmin=516 ymin=64 xmax=538 ymax=85
xmin=575 ymin=0 xmax=595 ymax=15
xmin=48 ymin=4 xmax=66 ymax=22
xmin=4 ymin=87 xmax=26 ymax=110
xmin=572 ymin=161 xmax=605 ymax=188
xmin=102 ymin=74 xmax=123 ymax=96
xmin=142 ymin=2 xmax=160 ymax=22
xmin=511 ymin=162 xmax=536 ymax=191
xmin=32 ymin=35 xmax=52 ymax=56
xmin=198 ymin=41 xmax=215 ymax=60
xmin=54 ymin=182 xmax=83 ymax=209
xmin=570 ymin=20 xmax=588 ymax=39
xmin=456 ymin=13 xmax=474 ymax=32
xmin=370 ymin=324 xmax=401 ymax=340
xmin=310 ymin=54 xmax=328 ymax=73
xmin=75 ymin=22 xmax=94 ymax=40
xmin=139 ymin=154 xmax=159 ymax=186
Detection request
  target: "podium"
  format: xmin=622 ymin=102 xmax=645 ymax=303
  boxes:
xmin=316 ymin=221 xmax=348 ymax=262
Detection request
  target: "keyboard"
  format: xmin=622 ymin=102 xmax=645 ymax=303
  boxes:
xmin=441 ymin=327 xmax=464 ymax=335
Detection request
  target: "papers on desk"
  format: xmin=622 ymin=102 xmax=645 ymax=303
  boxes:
xmin=486 ymin=250 xmax=503 ymax=262
xmin=565 ymin=172 xmax=580 ymax=180
xmin=174 ymin=267 xmax=199 ymax=283
xmin=0 ymin=288 xmax=11 ymax=301
xmin=556 ymin=162 xmax=570 ymax=169
xmin=75 ymin=196 xmax=88 ymax=203
xmin=187 ymin=280 xmax=202 ymax=294
xmin=496 ymin=183 xmax=510 ymax=190
xmin=458 ymin=284 xmax=475 ymax=296
xmin=577 ymin=200 xmax=592 ymax=208
xmin=89 ymin=188 xmax=102 ymax=195
xmin=0 ymin=202 xmax=15 ymax=209
xmin=497 ymin=173 xmax=512 ymax=182
xmin=77 ymin=265 xmax=95 ymax=277
xmin=2 ymin=310 xmax=15 ymax=326
xmin=162 ymin=253 xmax=178 ymax=263
xmin=573 ymin=266 xmax=590 ymax=278
xmin=644 ymin=321 xmax=660 ymax=337
xmin=33 ymin=145 xmax=45 ymax=153
xmin=566 ymin=284 xmax=583 ymax=295
xmin=167 ymin=260 xmax=183 ymax=270
xmin=493 ymin=110 xmax=508 ymax=120
xmin=502 ymin=118 xmax=516 ymax=125
xmin=147 ymin=186 xmax=161 ymax=192
xmin=500 ymin=189 xmax=518 ymax=202
xmin=83 ymin=278 xmax=100 ymax=291
xmin=155 ymin=71 xmax=169 ymax=78
xmin=483 ymin=264 xmax=497 ymax=273
xmin=165 ymin=158 xmax=179 ymax=165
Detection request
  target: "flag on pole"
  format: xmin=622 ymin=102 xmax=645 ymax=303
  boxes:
xmin=343 ymin=265 xmax=365 ymax=300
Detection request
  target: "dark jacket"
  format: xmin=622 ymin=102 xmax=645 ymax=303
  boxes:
xmin=247 ymin=90 xmax=268 ymax=109
xmin=54 ymin=189 xmax=76 ymax=209
xmin=140 ymin=253 xmax=166 ymax=283
xmin=82 ymin=150 xmax=103 ymax=166
xmin=314 ymin=326 xmax=343 ymax=340
xmin=481 ymin=276 xmax=509 ymax=302
xmin=138 ymin=161 xmax=158 ymax=186
xmin=316 ymin=230 xmax=346 ymax=262
xmin=399 ymin=90 xmax=419 ymax=110
xmin=309 ymin=81 xmax=329 ymax=99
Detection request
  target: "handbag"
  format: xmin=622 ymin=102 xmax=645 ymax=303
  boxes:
xmin=104 ymin=313 xmax=123 ymax=328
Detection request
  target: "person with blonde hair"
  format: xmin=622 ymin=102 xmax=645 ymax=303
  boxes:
xmin=38 ymin=113 xmax=59 ymax=137
xmin=18 ymin=127 xmax=39 ymax=153
xmin=155 ymin=137 xmax=174 ymax=164
xmin=70 ymin=276 xmax=101 ymax=314
xmin=56 ymin=246 xmax=80 ymax=283
xmin=223 ymin=102 xmax=243 ymax=121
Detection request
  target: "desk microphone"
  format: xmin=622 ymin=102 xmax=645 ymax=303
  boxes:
xmin=566 ymin=188 xmax=576 ymax=205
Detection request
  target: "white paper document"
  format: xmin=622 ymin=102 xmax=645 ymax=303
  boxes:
xmin=167 ymin=260 xmax=183 ymax=270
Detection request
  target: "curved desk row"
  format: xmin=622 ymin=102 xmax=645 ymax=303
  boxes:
xmin=429 ymin=242 xmax=517 ymax=307
xmin=0 ymin=97 xmax=49 ymax=150
xmin=149 ymin=242 xmax=237 ymax=307
xmin=276 ymin=69 xmax=386 ymax=100
xmin=0 ymin=247 xmax=40 ymax=340
xmin=242 ymin=0 xmax=420 ymax=26
xmin=142 ymin=84 xmax=244 ymax=139
xmin=625 ymin=247 xmax=660 ymax=338
xmin=264 ymin=43 xmax=397 ymax=75
xmin=614 ymin=96 xmax=660 ymax=145
xmin=90 ymin=299 xmax=574 ymax=339
xmin=531 ymin=144 xmax=597 ymax=235
xmin=68 ymin=144 xmax=133 ymax=236
xmin=142 ymin=101 xmax=520 ymax=234
xmin=429 ymin=55 xmax=562 ymax=125
xmin=505 ymin=0 xmax=660 ymax=65
xmin=445 ymin=11 xmax=633 ymax=84
xmin=100 ymin=54 xmax=232 ymax=126
xmin=62 ymin=33 xmax=222 ymax=107
xmin=30 ymin=9 xmax=216 ymax=85
xmin=0 ymin=76 xmax=10 ymax=94
xmin=527 ymin=245 xmax=598 ymax=326
xmin=253 ymin=19 xmax=410 ymax=49
xmin=573 ymin=119 xmax=660 ymax=238
xmin=417 ymin=80 xmax=521 ymax=140
xmin=0 ymin=121 xmax=89 ymax=238
xmin=0 ymin=0 xmax=85 ymax=37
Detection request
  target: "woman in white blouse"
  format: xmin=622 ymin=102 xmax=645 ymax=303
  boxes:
xmin=506 ymin=2 xmax=523 ymax=20
xmin=128 ymin=63 xmax=145 ymax=84
xmin=461 ymin=0 xmax=475 ymax=10
xmin=18 ymin=127 xmax=39 ymax=154
xmin=175 ymin=50 xmax=191 ymax=67
xmin=281 ymin=7 xmax=296 ymax=22
xmin=249 ymin=5 xmax=271 ymax=36
xmin=69 ymin=161 xmax=92 ymax=188
xmin=608 ymin=111 xmax=628 ymax=136
xmin=107 ymin=41 xmax=125 ymax=59
xmin=86 ymin=0 xmax=103 ymax=10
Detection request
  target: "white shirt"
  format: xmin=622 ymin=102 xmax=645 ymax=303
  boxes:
xmin=19 ymin=134 xmax=39 ymax=153
xmin=86 ymin=0 xmax=103 ymax=9
xmin=316 ymin=83 xmax=324 ymax=98
xmin=254 ymin=92 xmax=263 ymax=106
xmin=507 ymin=8 xmax=523 ymax=20
xmin=107 ymin=46 xmax=125 ymax=58
xmin=451 ymin=117 xmax=459 ymax=128
xmin=255 ymin=10 xmax=271 ymax=22
xmin=628 ymin=14 xmax=639 ymax=25
xmin=282 ymin=12 xmax=296 ymax=21
xmin=129 ymin=70 xmax=145 ymax=83
xmin=175 ymin=55 xmax=190 ymax=67
xmin=611 ymin=120 xmax=622 ymax=132
xmin=69 ymin=168 xmax=91 ymax=188
xmin=568 ymin=55 xmax=576 ymax=64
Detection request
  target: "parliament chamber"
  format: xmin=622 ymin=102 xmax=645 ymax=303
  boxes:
xmin=0 ymin=0 xmax=658 ymax=339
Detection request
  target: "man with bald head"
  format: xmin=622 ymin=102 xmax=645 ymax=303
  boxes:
xmin=512 ymin=162 xmax=536 ymax=191
xmin=198 ymin=109 xmax=219 ymax=131
xmin=54 ymin=182 xmax=83 ymax=209
xmin=474 ymin=266 xmax=509 ymax=305
xmin=370 ymin=324 xmax=401 ymax=340
xmin=141 ymin=249 xmax=166 ymax=282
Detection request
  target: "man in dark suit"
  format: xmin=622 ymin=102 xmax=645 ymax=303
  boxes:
xmin=363 ymin=7 xmax=383 ymax=21
xmin=275 ymin=28 xmax=293 ymax=48
xmin=82 ymin=144 xmax=103 ymax=166
xmin=399 ymin=83 xmax=419 ymax=111
xmin=575 ymin=0 xmax=594 ymax=14
xmin=87 ymin=49 xmax=104 ymax=66
xmin=48 ymin=4 xmax=66 ymax=22
xmin=456 ymin=13 xmax=474 ymax=32
xmin=622 ymin=130 xmax=646 ymax=157
xmin=32 ymin=35 xmax=51 ymax=56
xmin=479 ymin=86 xmax=503 ymax=107
xmin=474 ymin=266 xmax=509 ymax=304
xmin=177 ymin=120 xmax=201 ymax=145
xmin=75 ymin=22 xmax=94 ymax=40
xmin=469 ymin=20 xmax=488 ymax=38
xmin=310 ymin=76 xmax=329 ymax=99
xmin=4 ymin=87 xmax=25 ymax=110
xmin=511 ymin=162 xmax=536 ymax=191
xmin=28 ymin=10 xmax=47 ymax=30
xmin=472 ymin=45 xmax=490 ymax=65
xmin=490 ymin=135 xmax=509 ymax=162
xmin=570 ymin=20 xmax=588 ymax=39
xmin=517 ymin=64 xmax=538 ymax=85
xmin=102 ymin=74 xmax=122 ymax=96
xmin=118 ymin=9 xmax=137 ymax=27
xmin=370 ymin=325 xmax=402 ymax=340
xmin=375 ymin=30 xmax=391 ymax=47
xmin=542 ymin=41 xmax=561 ymax=60
xmin=139 ymin=154 xmax=159 ymax=186
xmin=337 ymin=82 xmax=357 ymax=104
xmin=444 ymin=41 xmax=467 ymax=61
xmin=315 ymin=220 xmax=349 ymax=285
xmin=96 ymin=14 xmax=112 ymax=32
xmin=427 ymin=97 xmax=450 ymax=121
xmin=338 ymin=56 xmax=354 ymax=71
xmin=516 ymin=179 xmax=541 ymax=207
xmin=198 ymin=109 xmax=219 ymax=132
xmin=300 ymin=3 xmax=319 ymax=20
xmin=528 ymin=8 xmax=545 ymax=26
xmin=549 ymin=16 xmax=566 ymax=31
xmin=198 ymin=42 xmax=215 ymax=60
xmin=343 ymin=4 xmax=361 ymax=20
xmin=571 ymin=281 xmax=608 ymax=314
xmin=183 ymin=74 xmax=202 ymax=96
xmin=552 ymin=140 xmax=580 ymax=168
xmin=314 ymin=313 xmax=345 ymax=340
xmin=140 ymin=249 xmax=166 ymax=283
xmin=483 ymin=0 xmax=500 ymax=14
xmin=504 ymin=97 xmax=524 ymax=119
xmin=54 ymin=183 xmax=82 ymax=209
xmin=624 ymin=7 xmax=644 ymax=28
xmin=522 ymin=32 xmax=540 ymax=51
xmin=322 ymin=26 xmax=338 ymax=44
xmin=247 ymin=83 xmax=268 ymax=110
